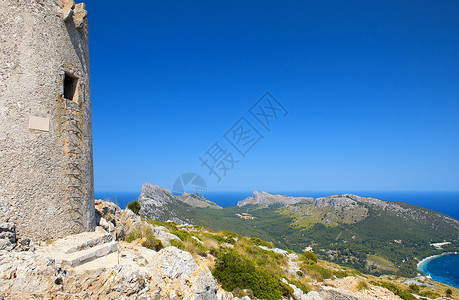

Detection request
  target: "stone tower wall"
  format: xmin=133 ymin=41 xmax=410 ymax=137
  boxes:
xmin=0 ymin=0 xmax=95 ymax=239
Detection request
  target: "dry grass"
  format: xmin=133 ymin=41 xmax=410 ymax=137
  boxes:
xmin=356 ymin=280 xmax=370 ymax=291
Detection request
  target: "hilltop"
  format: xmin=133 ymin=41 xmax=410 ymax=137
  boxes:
xmin=137 ymin=183 xmax=221 ymax=223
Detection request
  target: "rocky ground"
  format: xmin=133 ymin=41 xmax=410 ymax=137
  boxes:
xmin=0 ymin=200 xmax=456 ymax=299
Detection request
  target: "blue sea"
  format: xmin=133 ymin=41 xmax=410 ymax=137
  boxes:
xmin=418 ymin=254 xmax=459 ymax=289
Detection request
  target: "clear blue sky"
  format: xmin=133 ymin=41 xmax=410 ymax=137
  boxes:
xmin=87 ymin=0 xmax=459 ymax=193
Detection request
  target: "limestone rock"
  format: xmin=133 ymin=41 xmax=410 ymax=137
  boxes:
xmin=305 ymin=291 xmax=323 ymax=300
xmin=188 ymin=266 xmax=218 ymax=299
xmin=95 ymin=200 xmax=182 ymax=246
xmin=0 ymin=222 xmax=16 ymax=243
xmin=95 ymin=199 xmax=122 ymax=218
xmin=0 ymin=239 xmax=13 ymax=251
xmin=151 ymin=246 xmax=199 ymax=279
xmin=282 ymin=278 xmax=323 ymax=300
xmin=319 ymin=286 xmax=362 ymax=300
xmin=73 ymin=3 xmax=87 ymax=29
xmin=62 ymin=0 xmax=75 ymax=21
xmin=1 ymin=241 xmax=218 ymax=299
xmin=99 ymin=217 xmax=109 ymax=231
xmin=0 ymin=250 xmax=60 ymax=297
xmin=217 ymin=288 xmax=235 ymax=300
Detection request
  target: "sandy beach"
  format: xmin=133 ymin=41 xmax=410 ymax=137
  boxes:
xmin=417 ymin=252 xmax=459 ymax=269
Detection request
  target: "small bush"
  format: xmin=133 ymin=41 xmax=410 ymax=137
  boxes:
xmin=212 ymin=252 xmax=292 ymax=300
xmin=287 ymin=278 xmax=310 ymax=294
xmin=169 ymin=229 xmax=208 ymax=257
xmin=408 ymin=284 xmax=420 ymax=293
xmin=296 ymin=270 xmax=304 ymax=277
xmin=127 ymin=200 xmax=141 ymax=215
xmin=184 ymin=238 xmax=208 ymax=257
xmin=170 ymin=239 xmax=185 ymax=250
xmin=419 ymin=291 xmax=441 ymax=298
xmin=356 ymin=281 xmax=369 ymax=291
xmin=377 ymin=282 xmax=417 ymax=300
xmin=225 ymin=237 xmax=237 ymax=245
xmin=300 ymin=251 xmax=318 ymax=265
xmin=125 ymin=226 xmax=164 ymax=251
xmin=222 ymin=231 xmax=239 ymax=239
xmin=302 ymin=264 xmax=333 ymax=281
xmin=171 ymin=229 xmax=191 ymax=242
xmin=333 ymin=270 xmax=349 ymax=278
xmin=209 ymin=247 xmax=223 ymax=257
xmin=125 ymin=228 xmax=143 ymax=242
xmin=147 ymin=219 xmax=166 ymax=227
xmin=446 ymin=288 xmax=453 ymax=296
xmin=233 ymin=288 xmax=254 ymax=299
xmin=250 ymin=237 xmax=274 ymax=248
xmin=142 ymin=237 xmax=164 ymax=251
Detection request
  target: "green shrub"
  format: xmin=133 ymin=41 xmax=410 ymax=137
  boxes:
xmin=142 ymin=237 xmax=164 ymax=251
xmin=125 ymin=227 xmax=164 ymax=251
xmin=212 ymin=252 xmax=292 ymax=300
xmin=286 ymin=278 xmax=310 ymax=294
xmin=333 ymin=270 xmax=350 ymax=278
xmin=188 ymin=238 xmax=208 ymax=257
xmin=419 ymin=291 xmax=441 ymax=298
xmin=376 ymin=282 xmax=417 ymax=300
xmin=446 ymin=288 xmax=453 ymax=296
xmin=171 ymin=229 xmax=191 ymax=242
xmin=222 ymin=231 xmax=239 ymax=239
xmin=147 ymin=219 xmax=166 ymax=227
xmin=250 ymin=237 xmax=274 ymax=248
xmin=300 ymin=251 xmax=318 ymax=265
xmin=209 ymin=247 xmax=223 ymax=257
xmin=233 ymin=288 xmax=254 ymax=298
xmin=170 ymin=230 xmax=208 ymax=257
xmin=225 ymin=237 xmax=237 ymax=244
xmin=125 ymin=228 xmax=143 ymax=243
xmin=302 ymin=264 xmax=333 ymax=281
xmin=408 ymin=284 xmax=420 ymax=293
xmin=127 ymin=200 xmax=141 ymax=215
xmin=170 ymin=239 xmax=185 ymax=250
xmin=296 ymin=270 xmax=304 ymax=277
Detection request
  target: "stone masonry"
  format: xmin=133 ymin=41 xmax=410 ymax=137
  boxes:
xmin=0 ymin=0 xmax=95 ymax=239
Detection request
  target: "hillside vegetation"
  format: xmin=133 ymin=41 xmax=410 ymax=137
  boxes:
xmin=128 ymin=215 xmax=459 ymax=300
xmin=138 ymin=185 xmax=459 ymax=278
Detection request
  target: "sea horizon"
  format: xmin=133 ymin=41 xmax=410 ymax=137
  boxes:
xmin=95 ymin=190 xmax=459 ymax=220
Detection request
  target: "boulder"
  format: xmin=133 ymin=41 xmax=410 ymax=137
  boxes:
xmin=319 ymin=286 xmax=361 ymax=300
xmin=0 ymin=222 xmax=16 ymax=243
xmin=151 ymin=246 xmax=199 ymax=279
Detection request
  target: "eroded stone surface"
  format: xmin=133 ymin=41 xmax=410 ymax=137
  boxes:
xmin=0 ymin=244 xmax=219 ymax=299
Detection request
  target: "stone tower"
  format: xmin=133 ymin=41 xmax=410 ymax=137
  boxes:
xmin=0 ymin=0 xmax=95 ymax=239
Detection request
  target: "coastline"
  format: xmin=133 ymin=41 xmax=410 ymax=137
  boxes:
xmin=417 ymin=252 xmax=459 ymax=269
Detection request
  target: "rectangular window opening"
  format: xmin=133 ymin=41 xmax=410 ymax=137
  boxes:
xmin=63 ymin=73 xmax=78 ymax=100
